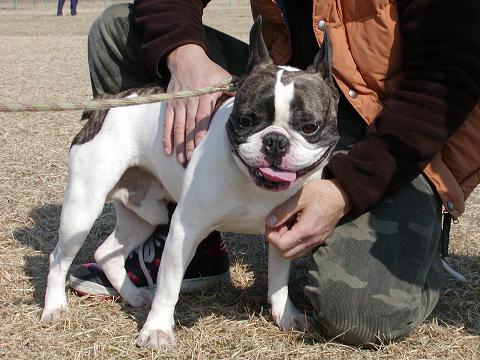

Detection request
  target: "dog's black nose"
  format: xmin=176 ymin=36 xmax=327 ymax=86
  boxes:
xmin=262 ymin=133 xmax=290 ymax=161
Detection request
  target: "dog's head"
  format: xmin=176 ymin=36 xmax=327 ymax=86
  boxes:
xmin=227 ymin=16 xmax=339 ymax=191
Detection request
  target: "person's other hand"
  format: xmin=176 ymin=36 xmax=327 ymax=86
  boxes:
xmin=165 ymin=44 xmax=231 ymax=164
xmin=265 ymin=179 xmax=351 ymax=259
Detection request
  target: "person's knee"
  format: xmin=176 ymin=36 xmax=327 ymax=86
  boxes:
xmin=306 ymin=283 xmax=421 ymax=346
xmin=88 ymin=4 xmax=131 ymax=49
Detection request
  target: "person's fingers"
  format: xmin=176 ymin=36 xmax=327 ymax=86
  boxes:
xmin=194 ymin=96 xmax=216 ymax=147
xmin=184 ymin=98 xmax=199 ymax=162
xmin=173 ymin=102 xmax=187 ymax=164
xmin=277 ymin=221 xmax=307 ymax=254
xmin=163 ymin=102 xmax=175 ymax=155
xmin=280 ymin=209 xmax=316 ymax=242
xmin=265 ymin=223 xmax=289 ymax=244
xmin=281 ymin=225 xmax=324 ymax=259
xmin=265 ymin=192 xmax=302 ymax=228
xmin=279 ymin=210 xmax=325 ymax=258
xmin=283 ymin=241 xmax=318 ymax=259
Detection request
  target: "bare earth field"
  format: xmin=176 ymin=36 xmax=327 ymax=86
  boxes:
xmin=0 ymin=1 xmax=479 ymax=359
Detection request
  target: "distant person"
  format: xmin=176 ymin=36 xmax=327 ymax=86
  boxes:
xmin=57 ymin=0 xmax=77 ymax=16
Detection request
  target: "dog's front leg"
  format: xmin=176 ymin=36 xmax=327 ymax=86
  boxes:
xmin=268 ymin=243 xmax=315 ymax=331
xmin=135 ymin=209 xmax=210 ymax=348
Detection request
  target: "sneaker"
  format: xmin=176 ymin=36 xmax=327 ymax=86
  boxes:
xmin=68 ymin=227 xmax=230 ymax=298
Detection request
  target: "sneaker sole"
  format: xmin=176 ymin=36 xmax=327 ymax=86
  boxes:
xmin=68 ymin=271 xmax=232 ymax=299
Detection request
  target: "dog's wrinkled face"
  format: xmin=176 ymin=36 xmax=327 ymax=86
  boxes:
xmin=227 ymin=17 xmax=339 ymax=191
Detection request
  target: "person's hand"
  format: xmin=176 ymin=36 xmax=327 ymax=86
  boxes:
xmin=265 ymin=179 xmax=352 ymax=259
xmin=165 ymin=44 xmax=231 ymax=164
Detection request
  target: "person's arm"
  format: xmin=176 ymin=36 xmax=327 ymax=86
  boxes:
xmin=134 ymin=0 xmax=212 ymax=77
xmin=266 ymin=0 xmax=480 ymax=258
xmin=327 ymin=0 xmax=480 ymax=216
xmin=134 ymin=0 xmax=230 ymax=164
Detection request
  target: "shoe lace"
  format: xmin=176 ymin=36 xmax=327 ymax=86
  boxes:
xmin=131 ymin=237 xmax=162 ymax=290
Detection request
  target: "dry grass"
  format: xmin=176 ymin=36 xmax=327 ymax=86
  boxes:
xmin=0 ymin=1 xmax=479 ymax=359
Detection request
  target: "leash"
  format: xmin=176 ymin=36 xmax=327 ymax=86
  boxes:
xmin=441 ymin=211 xmax=466 ymax=282
xmin=0 ymin=78 xmax=236 ymax=113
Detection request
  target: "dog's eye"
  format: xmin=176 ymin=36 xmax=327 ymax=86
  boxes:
xmin=301 ymin=123 xmax=320 ymax=135
xmin=238 ymin=115 xmax=257 ymax=128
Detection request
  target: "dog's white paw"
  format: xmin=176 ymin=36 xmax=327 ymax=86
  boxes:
xmin=123 ymin=288 xmax=154 ymax=308
xmin=271 ymin=303 xmax=316 ymax=332
xmin=135 ymin=303 xmax=176 ymax=348
xmin=135 ymin=328 xmax=175 ymax=348
xmin=41 ymin=304 xmax=68 ymax=324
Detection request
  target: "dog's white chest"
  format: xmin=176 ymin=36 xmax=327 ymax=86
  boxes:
xmin=216 ymin=191 xmax=292 ymax=234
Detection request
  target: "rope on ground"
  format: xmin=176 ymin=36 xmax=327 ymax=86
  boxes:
xmin=0 ymin=78 xmax=236 ymax=113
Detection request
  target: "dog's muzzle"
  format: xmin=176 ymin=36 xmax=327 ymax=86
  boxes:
xmin=246 ymin=145 xmax=332 ymax=191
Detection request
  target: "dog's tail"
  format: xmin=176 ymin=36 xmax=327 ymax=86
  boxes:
xmin=80 ymin=109 xmax=93 ymax=121
xmin=72 ymin=84 xmax=167 ymax=148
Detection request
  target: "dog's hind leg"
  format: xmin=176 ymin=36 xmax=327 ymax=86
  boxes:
xmin=41 ymin=178 xmax=108 ymax=323
xmin=94 ymin=201 xmax=160 ymax=307
xmin=93 ymin=167 xmax=169 ymax=306
xmin=42 ymin=144 xmax=130 ymax=323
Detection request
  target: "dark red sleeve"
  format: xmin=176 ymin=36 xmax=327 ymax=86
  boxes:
xmin=133 ymin=0 xmax=212 ymax=77
xmin=327 ymin=0 xmax=480 ymax=216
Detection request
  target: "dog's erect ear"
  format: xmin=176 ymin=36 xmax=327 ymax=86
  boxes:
xmin=246 ymin=16 xmax=272 ymax=73
xmin=307 ymin=29 xmax=333 ymax=83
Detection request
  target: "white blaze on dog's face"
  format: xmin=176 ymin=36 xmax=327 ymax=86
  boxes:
xmin=226 ymin=17 xmax=339 ymax=191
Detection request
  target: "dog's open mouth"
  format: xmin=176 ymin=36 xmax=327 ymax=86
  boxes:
xmin=248 ymin=167 xmax=297 ymax=191
xmin=246 ymin=148 xmax=331 ymax=191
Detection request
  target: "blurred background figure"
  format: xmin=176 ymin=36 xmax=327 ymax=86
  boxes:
xmin=57 ymin=0 xmax=77 ymax=16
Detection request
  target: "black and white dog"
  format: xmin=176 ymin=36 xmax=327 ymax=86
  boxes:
xmin=41 ymin=17 xmax=339 ymax=348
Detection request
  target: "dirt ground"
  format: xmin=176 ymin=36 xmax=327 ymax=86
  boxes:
xmin=0 ymin=1 xmax=479 ymax=359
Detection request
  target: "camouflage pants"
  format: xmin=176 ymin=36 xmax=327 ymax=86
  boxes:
xmin=88 ymin=4 xmax=444 ymax=345
xmin=304 ymin=98 xmax=444 ymax=345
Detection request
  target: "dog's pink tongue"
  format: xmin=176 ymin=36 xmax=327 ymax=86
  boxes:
xmin=259 ymin=167 xmax=297 ymax=183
